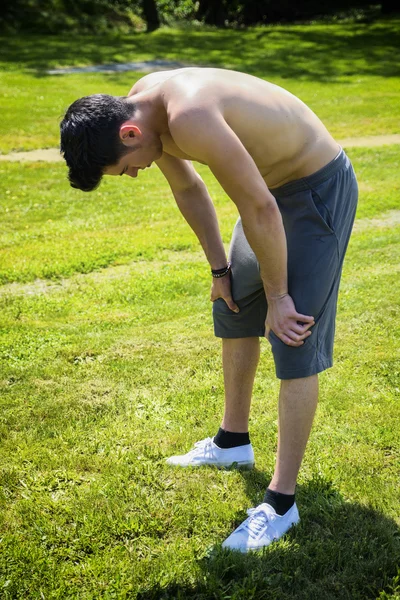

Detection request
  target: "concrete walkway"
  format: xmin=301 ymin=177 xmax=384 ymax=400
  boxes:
xmin=0 ymin=134 xmax=399 ymax=163
xmin=46 ymin=59 xmax=195 ymax=75
xmin=337 ymin=134 xmax=400 ymax=148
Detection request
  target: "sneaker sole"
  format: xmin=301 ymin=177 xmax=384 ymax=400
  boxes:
xmin=223 ymin=461 xmax=255 ymax=471
xmin=223 ymin=519 xmax=300 ymax=553
xmin=166 ymin=460 xmax=255 ymax=470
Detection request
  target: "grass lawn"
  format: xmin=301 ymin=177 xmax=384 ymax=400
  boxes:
xmin=0 ymin=18 xmax=400 ymax=600
xmin=0 ymin=18 xmax=400 ymax=153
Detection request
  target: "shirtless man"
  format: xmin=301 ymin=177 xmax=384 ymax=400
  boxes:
xmin=60 ymin=68 xmax=358 ymax=552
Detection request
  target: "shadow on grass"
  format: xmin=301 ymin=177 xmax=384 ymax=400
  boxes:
xmin=138 ymin=472 xmax=400 ymax=600
xmin=0 ymin=19 xmax=399 ymax=81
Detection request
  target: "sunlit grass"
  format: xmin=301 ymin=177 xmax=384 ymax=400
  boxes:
xmin=0 ymin=19 xmax=399 ymax=153
xmin=0 ymin=146 xmax=399 ymax=284
xmin=0 ymin=143 xmax=399 ymax=598
xmin=0 ymin=19 xmax=399 ymax=598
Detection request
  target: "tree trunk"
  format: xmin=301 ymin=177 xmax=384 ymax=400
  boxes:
xmin=142 ymin=0 xmax=160 ymax=32
xmin=197 ymin=0 xmax=226 ymax=27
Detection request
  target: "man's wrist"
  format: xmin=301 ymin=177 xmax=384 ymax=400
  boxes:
xmin=211 ymin=262 xmax=231 ymax=278
xmin=260 ymin=268 xmax=288 ymax=301
xmin=210 ymin=259 xmax=228 ymax=270
xmin=266 ymin=291 xmax=289 ymax=301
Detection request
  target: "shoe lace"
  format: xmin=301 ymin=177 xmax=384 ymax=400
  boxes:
xmin=188 ymin=437 xmax=213 ymax=456
xmin=239 ymin=507 xmax=270 ymax=540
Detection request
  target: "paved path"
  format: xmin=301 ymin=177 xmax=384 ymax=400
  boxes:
xmin=0 ymin=134 xmax=399 ymax=163
xmin=0 ymin=148 xmax=64 ymax=162
xmin=46 ymin=59 xmax=195 ymax=75
xmin=337 ymin=134 xmax=400 ymax=148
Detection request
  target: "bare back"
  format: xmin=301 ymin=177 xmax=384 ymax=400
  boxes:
xmin=129 ymin=68 xmax=339 ymax=188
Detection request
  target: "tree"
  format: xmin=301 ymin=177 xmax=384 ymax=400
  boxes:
xmin=196 ymin=0 xmax=226 ymax=27
xmin=142 ymin=0 xmax=160 ymax=31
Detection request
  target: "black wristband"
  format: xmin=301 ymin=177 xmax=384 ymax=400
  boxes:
xmin=211 ymin=263 xmax=231 ymax=278
xmin=212 ymin=264 xmax=229 ymax=274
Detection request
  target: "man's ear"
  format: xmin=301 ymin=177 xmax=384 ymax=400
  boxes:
xmin=119 ymin=122 xmax=142 ymax=146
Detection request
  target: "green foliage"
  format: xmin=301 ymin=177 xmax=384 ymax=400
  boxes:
xmin=157 ymin=0 xmax=198 ymax=24
xmin=0 ymin=0 xmax=396 ymax=33
xmin=0 ymin=0 xmax=145 ymax=34
xmin=220 ymin=0 xmax=385 ymax=26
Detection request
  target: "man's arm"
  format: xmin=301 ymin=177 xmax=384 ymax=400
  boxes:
xmin=156 ymin=152 xmax=239 ymax=312
xmin=170 ymin=108 xmax=314 ymax=346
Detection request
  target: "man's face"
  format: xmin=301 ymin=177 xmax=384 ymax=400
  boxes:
xmin=104 ymin=122 xmax=163 ymax=179
xmin=104 ymin=143 xmax=162 ymax=179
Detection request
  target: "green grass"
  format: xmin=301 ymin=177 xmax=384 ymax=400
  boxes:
xmin=0 ymin=146 xmax=399 ymax=284
xmin=0 ymin=145 xmax=399 ymax=599
xmin=1 ymin=19 xmax=399 ymax=78
xmin=0 ymin=19 xmax=400 ymax=153
xmin=1 ymin=19 xmax=400 ymax=600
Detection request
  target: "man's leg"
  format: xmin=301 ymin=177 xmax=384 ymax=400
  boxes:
xmin=268 ymin=374 xmax=319 ymax=495
xmin=221 ymin=337 xmax=260 ymax=433
xmin=222 ymin=374 xmax=318 ymax=552
xmin=221 ymin=344 xmax=319 ymax=481
xmin=166 ymin=336 xmax=259 ymax=468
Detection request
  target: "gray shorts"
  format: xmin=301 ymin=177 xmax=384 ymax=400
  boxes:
xmin=213 ymin=149 xmax=358 ymax=380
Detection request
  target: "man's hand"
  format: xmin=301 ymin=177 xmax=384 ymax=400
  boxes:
xmin=265 ymin=294 xmax=314 ymax=347
xmin=211 ymin=275 xmax=240 ymax=313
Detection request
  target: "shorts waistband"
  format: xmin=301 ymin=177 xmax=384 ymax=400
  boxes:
xmin=271 ymin=147 xmax=347 ymax=198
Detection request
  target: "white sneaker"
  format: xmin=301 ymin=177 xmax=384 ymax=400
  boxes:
xmin=222 ymin=502 xmax=300 ymax=552
xmin=165 ymin=437 xmax=254 ymax=469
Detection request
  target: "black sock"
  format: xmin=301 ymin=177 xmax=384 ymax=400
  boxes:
xmin=213 ymin=427 xmax=250 ymax=449
xmin=263 ymin=488 xmax=295 ymax=516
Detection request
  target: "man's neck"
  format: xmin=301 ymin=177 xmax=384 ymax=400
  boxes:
xmin=126 ymin=89 xmax=169 ymax=137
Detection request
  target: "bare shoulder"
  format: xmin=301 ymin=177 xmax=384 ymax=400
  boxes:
xmin=128 ymin=67 xmax=198 ymax=97
xmin=127 ymin=72 xmax=164 ymax=96
xmin=165 ymin=83 xmax=215 ymax=130
xmin=168 ymin=98 xmax=221 ymax=159
xmin=163 ymin=70 xmax=214 ymax=112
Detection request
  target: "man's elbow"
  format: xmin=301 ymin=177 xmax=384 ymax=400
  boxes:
xmin=237 ymin=193 xmax=279 ymax=221
xmin=172 ymin=175 xmax=206 ymax=198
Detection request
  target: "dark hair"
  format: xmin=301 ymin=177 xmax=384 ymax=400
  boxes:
xmin=60 ymin=94 xmax=135 ymax=192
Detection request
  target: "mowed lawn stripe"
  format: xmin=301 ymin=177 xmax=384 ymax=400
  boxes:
xmin=1 ymin=145 xmax=399 ymax=285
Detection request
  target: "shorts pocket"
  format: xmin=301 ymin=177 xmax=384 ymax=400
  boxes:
xmin=308 ymin=189 xmax=335 ymax=234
